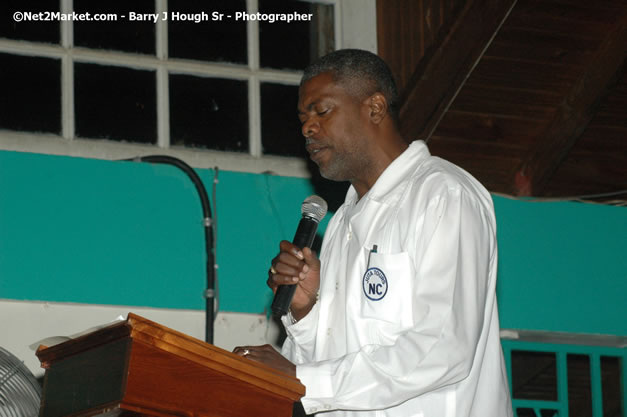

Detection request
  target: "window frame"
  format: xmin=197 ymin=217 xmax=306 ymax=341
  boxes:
xmin=0 ymin=0 xmax=376 ymax=177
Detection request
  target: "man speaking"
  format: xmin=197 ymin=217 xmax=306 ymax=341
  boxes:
xmin=235 ymin=49 xmax=513 ymax=417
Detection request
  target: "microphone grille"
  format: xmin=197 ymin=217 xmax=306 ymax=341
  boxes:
xmin=301 ymin=195 xmax=328 ymax=222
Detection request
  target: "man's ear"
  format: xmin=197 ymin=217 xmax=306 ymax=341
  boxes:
xmin=367 ymin=93 xmax=388 ymax=124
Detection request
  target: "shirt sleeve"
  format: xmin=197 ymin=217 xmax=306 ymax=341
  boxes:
xmin=281 ymin=300 xmax=321 ymax=364
xmin=293 ymin=184 xmax=498 ymax=413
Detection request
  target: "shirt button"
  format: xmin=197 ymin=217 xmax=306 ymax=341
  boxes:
xmin=327 ymin=328 xmax=332 ymax=336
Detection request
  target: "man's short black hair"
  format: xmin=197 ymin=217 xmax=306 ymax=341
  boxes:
xmin=301 ymin=49 xmax=399 ymax=123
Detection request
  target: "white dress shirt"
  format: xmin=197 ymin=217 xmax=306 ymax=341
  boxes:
xmin=282 ymin=140 xmax=512 ymax=416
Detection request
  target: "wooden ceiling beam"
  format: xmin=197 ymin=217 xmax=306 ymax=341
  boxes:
xmin=398 ymin=0 xmax=517 ymax=141
xmin=514 ymin=9 xmax=627 ymax=197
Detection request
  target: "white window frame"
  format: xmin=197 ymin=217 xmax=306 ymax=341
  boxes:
xmin=0 ymin=0 xmax=376 ymax=177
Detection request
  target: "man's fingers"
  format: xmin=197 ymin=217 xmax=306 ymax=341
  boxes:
xmin=267 ymin=266 xmax=297 ymax=290
xmin=279 ymin=240 xmax=304 ymax=260
xmin=302 ymin=247 xmax=321 ymax=270
xmin=277 ymin=251 xmax=305 ymax=269
xmin=266 ymin=241 xmax=314 ymax=291
xmin=233 ymin=346 xmax=252 ymax=357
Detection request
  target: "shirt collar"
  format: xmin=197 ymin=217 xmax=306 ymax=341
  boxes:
xmin=345 ymin=140 xmax=430 ymax=206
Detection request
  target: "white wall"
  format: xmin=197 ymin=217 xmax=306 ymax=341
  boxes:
xmin=0 ymin=299 xmax=282 ymax=378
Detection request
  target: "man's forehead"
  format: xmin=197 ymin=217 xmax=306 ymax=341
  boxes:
xmin=298 ymin=72 xmax=345 ymax=107
xmin=300 ymin=72 xmax=335 ymax=94
xmin=299 ymin=71 xmax=377 ymax=109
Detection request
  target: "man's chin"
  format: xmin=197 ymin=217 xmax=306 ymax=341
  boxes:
xmin=318 ymin=164 xmax=347 ymax=182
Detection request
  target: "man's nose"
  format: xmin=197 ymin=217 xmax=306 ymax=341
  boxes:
xmin=302 ymin=118 xmax=319 ymax=138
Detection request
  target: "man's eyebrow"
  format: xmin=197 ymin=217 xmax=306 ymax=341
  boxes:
xmin=298 ymin=100 xmax=318 ymax=114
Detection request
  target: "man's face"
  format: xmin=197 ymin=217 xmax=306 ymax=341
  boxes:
xmin=297 ymin=72 xmax=371 ymax=182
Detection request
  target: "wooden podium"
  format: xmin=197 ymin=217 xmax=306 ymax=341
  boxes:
xmin=36 ymin=313 xmax=305 ymax=417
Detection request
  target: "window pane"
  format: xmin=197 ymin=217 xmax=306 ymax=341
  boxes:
xmin=169 ymin=0 xmax=247 ymax=64
xmin=259 ymin=0 xmax=334 ymax=70
xmin=0 ymin=53 xmax=60 ymax=134
xmin=74 ymin=0 xmax=155 ymax=55
xmin=515 ymin=409 xmax=559 ymax=417
xmin=169 ymin=75 xmax=248 ymax=152
xmin=567 ymin=354 xmax=592 ymax=417
xmin=601 ymin=356 xmax=622 ymax=416
xmin=75 ymin=63 xmax=156 ymax=143
xmin=0 ymin=0 xmax=59 ymax=44
xmin=511 ymin=350 xmax=557 ymax=401
xmin=261 ymin=83 xmax=306 ymax=157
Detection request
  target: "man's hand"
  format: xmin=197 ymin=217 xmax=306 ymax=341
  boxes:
xmin=268 ymin=240 xmax=320 ymax=321
xmin=233 ymin=344 xmax=296 ymax=377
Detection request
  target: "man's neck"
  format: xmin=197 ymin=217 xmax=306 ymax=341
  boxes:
xmin=352 ymin=137 xmax=409 ymax=199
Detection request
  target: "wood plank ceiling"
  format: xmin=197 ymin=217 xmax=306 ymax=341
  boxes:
xmin=377 ymin=3 xmax=625 ymax=412
xmin=377 ymin=0 xmax=627 ymax=204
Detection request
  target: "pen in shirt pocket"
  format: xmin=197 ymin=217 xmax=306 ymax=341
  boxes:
xmin=367 ymin=244 xmax=378 ymax=269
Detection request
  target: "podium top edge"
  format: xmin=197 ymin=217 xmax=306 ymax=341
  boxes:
xmin=37 ymin=312 xmax=305 ymax=399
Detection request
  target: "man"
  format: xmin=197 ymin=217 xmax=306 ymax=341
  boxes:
xmin=234 ymin=49 xmax=512 ymax=416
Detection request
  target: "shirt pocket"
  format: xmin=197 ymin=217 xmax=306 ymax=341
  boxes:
xmin=359 ymin=249 xmax=414 ymax=327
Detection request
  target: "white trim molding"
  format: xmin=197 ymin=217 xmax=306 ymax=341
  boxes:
xmin=0 ymin=0 xmax=377 ymax=177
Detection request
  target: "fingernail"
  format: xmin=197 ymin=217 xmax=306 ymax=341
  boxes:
xmin=302 ymin=264 xmax=310 ymax=273
xmin=292 ymin=276 xmax=299 ymax=282
xmin=295 ymin=250 xmax=304 ymax=259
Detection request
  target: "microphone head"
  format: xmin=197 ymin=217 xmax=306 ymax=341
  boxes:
xmin=301 ymin=195 xmax=328 ymax=223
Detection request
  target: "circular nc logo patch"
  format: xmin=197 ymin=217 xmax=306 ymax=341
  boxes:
xmin=362 ymin=267 xmax=388 ymax=301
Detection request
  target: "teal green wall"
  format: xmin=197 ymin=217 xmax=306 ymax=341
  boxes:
xmin=1 ymin=150 xmax=625 ymax=335
xmin=0 ymin=150 xmax=322 ymax=313
xmin=494 ymin=197 xmax=626 ymax=336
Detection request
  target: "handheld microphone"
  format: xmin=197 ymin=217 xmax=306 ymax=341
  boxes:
xmin=271 ymin=195 xmax=328 ymax=317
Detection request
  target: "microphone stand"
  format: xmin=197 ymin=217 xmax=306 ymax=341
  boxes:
xmin=124 ymin=155 xmax=216 ymax=344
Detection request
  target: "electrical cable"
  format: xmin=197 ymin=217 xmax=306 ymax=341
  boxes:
xmin=211 ymin=167 xmax=220 ymax=318
xmin=122 ymin=155 xmax=216 ymax=344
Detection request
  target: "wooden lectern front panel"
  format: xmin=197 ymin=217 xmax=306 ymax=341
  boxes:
xmin=40 ymin=338 xmax=131 ymax=417
xmin=37 ymin=314 xmax=304 ymax=417
xmin=122 ymin=340 xmax=293 ymax=417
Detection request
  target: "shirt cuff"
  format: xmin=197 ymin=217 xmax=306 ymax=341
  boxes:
xmin=296 ymin=361 xmax=336 ymax=414
xmin=281 ymin=302 xmax=320 ymax=345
